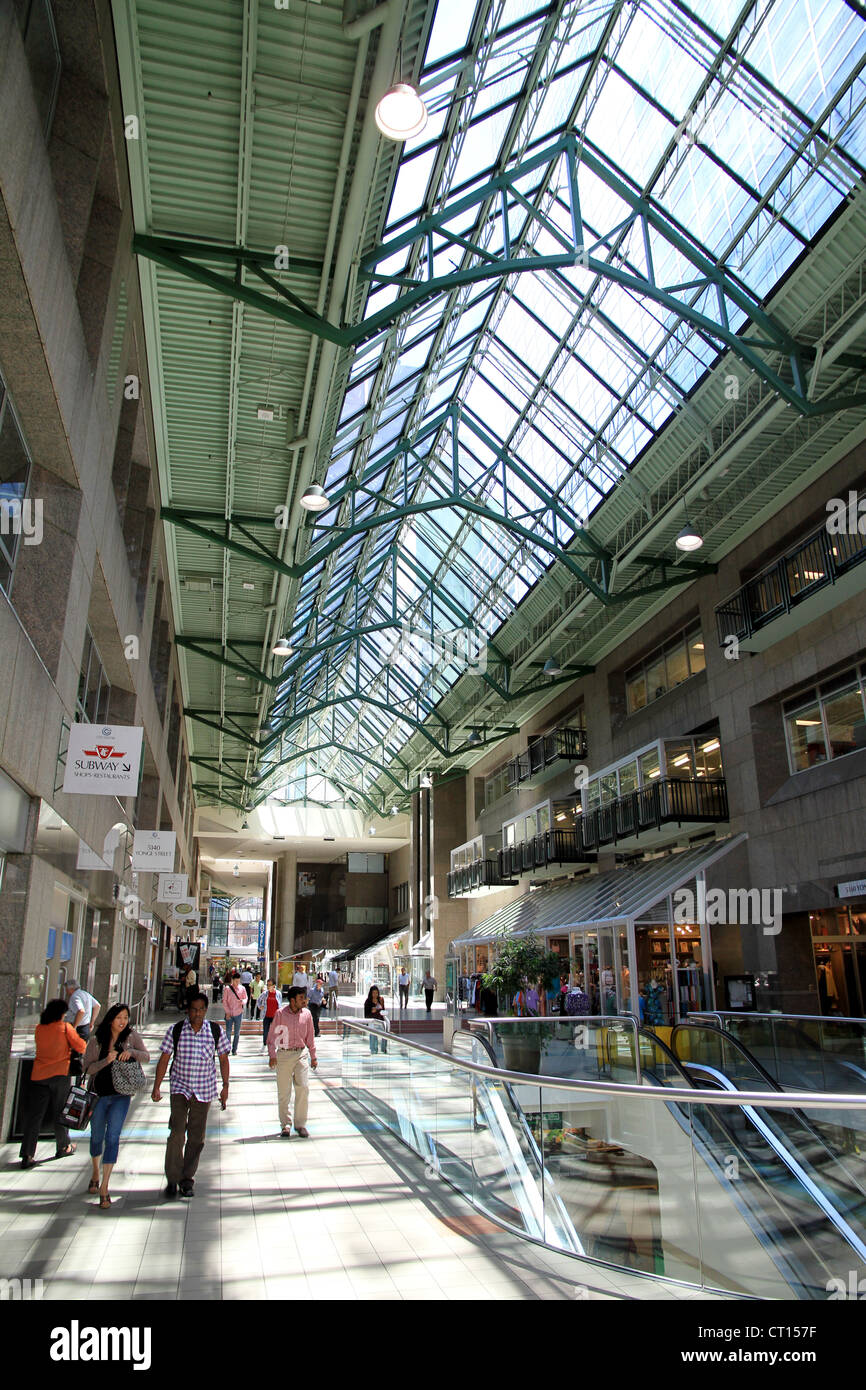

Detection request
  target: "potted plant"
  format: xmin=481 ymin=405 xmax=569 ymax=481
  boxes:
xmin=483 ymin=933 xmax=551 ymax=1073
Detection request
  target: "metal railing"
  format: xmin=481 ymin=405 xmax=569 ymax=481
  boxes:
xmin=579 ymin=776 xmax=728 ymax=850
xmin=507 ymin=726 xmax=588 ymax=789
xmin=447 ymin=857 xmax=516 ymax=897
xmin=340 ymin=1017 xmax=866 ymax=1298
xmin=129 ymin=988 xmax=150 ymax=1031
xmin=715 ymin=514 xmax=866 ymax=645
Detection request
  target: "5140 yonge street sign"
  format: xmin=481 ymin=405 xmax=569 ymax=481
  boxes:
xmin=63 ymin=724 xmax=144 ymax=797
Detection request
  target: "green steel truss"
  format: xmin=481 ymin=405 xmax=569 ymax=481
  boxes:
xmin=136 ymin=135 xmax=866 ymax=417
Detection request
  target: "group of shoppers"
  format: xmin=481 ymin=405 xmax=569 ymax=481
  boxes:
xmin=18 ymin=964 xmax=441 ymax=1202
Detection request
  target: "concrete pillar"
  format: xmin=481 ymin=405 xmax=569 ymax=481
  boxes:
xmin=0 ymin=796 xmax=40 ymax=1121
xmin=274 ymin=850 xmax=298 ymax=961
xmin=430 ymin=777 xmax=469 ymax=999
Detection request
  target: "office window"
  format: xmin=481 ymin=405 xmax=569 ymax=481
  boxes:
xmin=0 ymin=374 xmax=33 ymax=596
xmin=784 ymin=669 xmax=866 ymax=773
xmin=76 ymin=628 xmax=111 ymax=723
xmin=395 ymin=882 xmax=409 ymax=916
xmin=625 ymin=624 xmax=705 ymax=714
xmin=484 ymin=762 xmax=510 ymax=808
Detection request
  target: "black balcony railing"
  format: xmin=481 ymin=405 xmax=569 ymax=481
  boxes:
xmin=506 ymin=726 xmax=588 ymax=788
xmin=715 ymin=519 xmax=866 ymax=645
xmin=496 ymin=826 xmax=592 ymax=880
xmin=579 ymin=777 xmax=728 ymax=851
xmin=447 ymin=858 xmax=517 ymax=898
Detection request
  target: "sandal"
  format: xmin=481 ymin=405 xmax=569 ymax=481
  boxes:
xmin=87 ymin=1179 xmax=100 ymax=1194
xmin=99 ymin=1193 xmax=111 ymax=1208
xmin=55 ymin=1144 xmax=76 ymax=1159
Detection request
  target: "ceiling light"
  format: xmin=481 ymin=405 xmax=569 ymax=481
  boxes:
xmin=467 ymin=728 xmax=482 ymax=746
xmin=795 ymin=718 xmax=822 ymax=727
xmin=272 ymin=636 xmax=293 ymax=657
xmin=368 ymin=826 xmax=377 ymax=836
xmin=419 ymin=772 xmax=433 ymax=789
xmin=390 ymin=807 xmax=399 ymax=817
xmin=257 ymin=405 xmax=275 ymax=422
xmin=241 ymin=820 xmax=249 ymax=830
xmin=543 ymin=656 xmax=564 ymax=677
xmin=672 ymin=754 xmax=690 ymax=767
xmin=692 ymin=641 xmax=704 ymax=651
xmin=233 ymin=864 xmax=240 ymax=877
xmin=323 ymin=836 xmax=335 ymax=842
xmin=242 ymin=582 xmax=255 ymax=592
xmin=700 ymin=738 xmax=720 ymax=752
xmin=375 ymin=83 xmax=428 ymax=141
xmin=299 ymin=483 xmax=329 ymax=512
xmin=675 ymin=523 xmax=703 ymax=552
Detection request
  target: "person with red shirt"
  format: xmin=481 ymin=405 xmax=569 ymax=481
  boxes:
xmin=256 ymin=977 xmax=281 ymax=1050
xmin=20 ymin=998 xmax=87 ymax=1168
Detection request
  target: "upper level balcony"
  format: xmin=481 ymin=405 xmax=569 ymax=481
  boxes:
xmin=448 ymin=835 xmax=517 ymax=899
xmin=497 ymin=825 xmax=594 ymax=881
xmin=578 ymin=737 xmax=729 ymax=853
xmin=715 ymin=507 xmax=866 ymax=653
xmin=506 ymin=725 xmax=588 ymax=790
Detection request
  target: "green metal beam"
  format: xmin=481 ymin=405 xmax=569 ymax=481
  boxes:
xmin=139 ymin=140 xmax=866 ymax=416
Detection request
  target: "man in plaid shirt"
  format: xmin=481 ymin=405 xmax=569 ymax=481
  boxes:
xmin=152 ymin=992 xmax=231 ymax=1199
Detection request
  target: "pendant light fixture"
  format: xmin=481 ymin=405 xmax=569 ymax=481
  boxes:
xmin=299 ymin=483 xmax=330 ymax=512
xmin=375 ymin=82 xmax=428 ymax=141
xmin=675 ymin=502 xmax=703 ymax=552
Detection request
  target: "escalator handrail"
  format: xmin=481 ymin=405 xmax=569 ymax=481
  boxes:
xmin=681 ymin=1060 xmax=866 ymax=1265
xmin=688 ymin=1012 xmax=866 ymax=1093
xmin=671 ymin=1021 xmax=785 ymax=1092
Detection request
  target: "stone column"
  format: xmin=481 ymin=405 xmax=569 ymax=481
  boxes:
xmin=0 ymin=797 xmax=40 ymax=1128
xmin=273 ymin=850 xmax=298 ymax=964
xmin=430 ymin=777 xmax=469 ymax=998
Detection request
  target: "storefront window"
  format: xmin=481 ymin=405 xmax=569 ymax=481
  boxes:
xmin=635 ymin=924 xmax=674 ymax=1028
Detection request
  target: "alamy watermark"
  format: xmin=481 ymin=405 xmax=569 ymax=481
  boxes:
xmin=673 ymin=884 xmax=783 ymax=936
xmin=826 ymin=1271 xmax=866 ymax=1299
xmin=826 ymin=491 xmax=866 ymax=535
xmin=0 ymin=497 xmax=42 ymax=546
xmin=0 ymin=1276 xmax=43 ymax=1300
xmin=383 ymin=622 xmax=488 ymax=676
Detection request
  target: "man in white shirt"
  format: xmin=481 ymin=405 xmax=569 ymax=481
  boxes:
xmin=292 ymin=964 xmax=309 ymax=990
xmin=65 ymin=980 xmax=100 ymax=1075
xmin=326 ymin=968 xmax=339 ymax=1010
xmin=397 ymin=968 xmax=410 ymax=1009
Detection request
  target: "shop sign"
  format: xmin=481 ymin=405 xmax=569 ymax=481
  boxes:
xmin=132 ymin=830 xmax=176 ymax=871
xmin=158 ymin=873 xmax=189 ymax=902
xmin=77 ymin=839 xmax=112 ymax=871
xmin=63 ymin=724 xmax=143 ymax=797
xmin=837 ymin=879 xmax=866 ymax=899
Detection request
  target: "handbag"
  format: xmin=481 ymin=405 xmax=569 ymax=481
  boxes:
xmin=60 ymin=1080 xmax=97 ymax=1130
xmin=111 ymin=1058 xmax=148 ymax=1095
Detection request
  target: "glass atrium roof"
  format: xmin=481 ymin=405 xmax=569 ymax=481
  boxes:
xmin=258 ymin=0 xmax=866 ymax=808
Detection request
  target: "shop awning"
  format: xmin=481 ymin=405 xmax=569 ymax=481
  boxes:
xmin=448 ymin=835 xmax=748 ymax=947
xmin=411 ymin=931 xmax=432 ymax=955
xmin=331 ymin=929 xmax=403 ymax=963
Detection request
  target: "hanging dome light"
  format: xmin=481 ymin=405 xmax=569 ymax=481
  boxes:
xmin=543 ymin=655 xmax=564 ymax=677
xmin=299 ymin=483 xmax=330 ymax=512
xmin=272 ymin=636 xmax=293 ymax=657
xmin=467 ymin=728 xmax=482 ymax=746
xmin=375 ymin=83 xmax=428 ymax=141
xmin=419 ymin=771 xmax=433 ymax=789
xmin=675 ymin=522 xmax=703 ymax=552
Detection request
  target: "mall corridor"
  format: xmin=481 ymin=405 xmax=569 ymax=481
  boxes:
xmin=0 ymin=1013 xmax=719 ymax=1303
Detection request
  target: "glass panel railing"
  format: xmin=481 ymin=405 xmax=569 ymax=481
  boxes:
xmin=342 ymin=1020 xmax=866 ymax=1296
xmin=468 ymin=1017 xmax=641 ymax=1084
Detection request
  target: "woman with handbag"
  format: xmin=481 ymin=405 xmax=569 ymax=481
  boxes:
xmin=82 ymin=1003 xmax=150 ymax=1208
xmin=20 ymin=998 xmax=88 ymax=1168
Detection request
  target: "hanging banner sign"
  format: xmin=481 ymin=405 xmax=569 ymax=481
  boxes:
xmin=132 ymin=830 xmax=176 ymax=871
xmin=63 ymin=724 xmax=143 ymax=797
xmin=158 ymin=873 xmax=189 ymax=902
xmin=77 ymin=839 xmax=112 ymax=871
xmin=172 ymin=909 xmax=201 ymax=929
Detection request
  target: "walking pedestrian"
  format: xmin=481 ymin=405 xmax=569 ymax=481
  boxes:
xmin=397 ymin=966 xmax=410 ymax=1009
xmin=422 ymin=970 xmax=438 ymax=1015
xmin=240 ymin=964 xmax=253 ymax=1015
xmin=326 ymin=966 xmax=340 ymax=1010
xmin=267 ymin=986 xmax=317 ymax=1138
xmin=257 ymin=977 xmax=281 ymax=1050
xmin=250 ymin=970 xmax=265 ymax=1020
xmin=83 ymin=1003 xmax=150 ymax=1208
xmin=64 ymin=979 xmax=101 ymax=1077
xmin=307 ymin=978 xmax=325 ymax=1037
xmin=364 ymin=985 xmax=389 ymax=1054
xmin=291 ymin=962 xmax=309 ymax=991
xmin=151 ymin=992 xmax=230 ymax=1199
xmin=222 ymin=969 xmax=247 ymax=1054
xmin=19 ymin=999 xmax=86 ymax=1168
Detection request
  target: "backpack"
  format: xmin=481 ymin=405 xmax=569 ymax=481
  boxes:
xmin=171 ymin=1019 xmax=221 ymax=1071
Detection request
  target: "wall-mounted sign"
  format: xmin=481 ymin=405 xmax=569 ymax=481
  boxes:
xmin=172 ymin=909 xmax=201 ymax=929
xmin=158 ymin=873 xmax=189 ymax=902
xmin=60 ymin=931 xmax=73 ymax=962
xmin=63 ymin=724 xmax=143 ymax=797
xmin=46 ymin=927 xmax=57 ymax=960
xmin=837 ymin=879 xmax=866 ymax=900
xmin=132 ymin=830 xmax=176 ymax=871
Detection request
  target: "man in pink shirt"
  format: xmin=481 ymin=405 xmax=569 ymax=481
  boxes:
xmin=268 ymin=985 xmax=318 ymax=1137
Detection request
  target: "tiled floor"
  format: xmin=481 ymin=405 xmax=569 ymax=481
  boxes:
xmin=0 ymin=1015 xmax=730 ymax=1301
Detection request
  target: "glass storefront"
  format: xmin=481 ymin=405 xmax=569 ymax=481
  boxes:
xmin=811 ymin=906 xmax=866 ymax=1017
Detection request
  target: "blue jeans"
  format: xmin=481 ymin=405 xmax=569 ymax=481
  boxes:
xmin=226 ymin=1012 xmax=243 ymax=1053
xmin=89 ymin=1094 xmax=131 ymax=1165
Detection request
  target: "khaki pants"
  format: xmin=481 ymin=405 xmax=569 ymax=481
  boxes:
xmin=166 ymin=1093 xmax=211 ymax=1183
xmin=275 ymin=1047 xmax=310 ymax=1130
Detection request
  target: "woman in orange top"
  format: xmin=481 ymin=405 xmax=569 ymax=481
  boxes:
xmin=20 ymin=998 xmax=87 ymax=1168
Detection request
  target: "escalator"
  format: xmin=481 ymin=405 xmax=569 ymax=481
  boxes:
xmin=659 ymin=1022 xmax=866 ymax=1297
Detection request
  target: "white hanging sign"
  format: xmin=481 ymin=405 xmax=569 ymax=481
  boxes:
xmin=63 ymin=724 xmax=143 ymax=797
xmin=77 ymin=839 xmax=112 ymax=871
xmin=132 ymin=830 xmax=176 ymax=871
xmin=158 ymin=872 xmax=189 ymax=902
